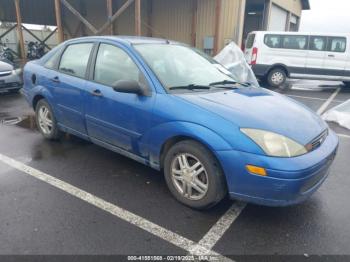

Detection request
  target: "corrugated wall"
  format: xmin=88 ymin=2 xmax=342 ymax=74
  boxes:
xmin=195 ymin=0 xmax=216 ymax=49
xmin=150 ymin=0 xmax=192 ymax=44
xmin=219 ymin=0 xmax=244 ymax=49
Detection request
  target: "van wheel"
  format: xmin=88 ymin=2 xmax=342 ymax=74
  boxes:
xmin=163 ymin=140 xmax=227 ymax=209
xmin=35 ymin=99 xmax=62 ymax=140
xmin=267 ymin=68 xmax=287 ymax=88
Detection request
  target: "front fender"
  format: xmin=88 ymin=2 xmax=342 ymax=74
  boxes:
xmin=144 ymin=121 xmax=233 ymax=168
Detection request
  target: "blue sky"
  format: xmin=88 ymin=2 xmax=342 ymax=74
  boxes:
xmin=300 ymin=0 xmax=350 ymax=32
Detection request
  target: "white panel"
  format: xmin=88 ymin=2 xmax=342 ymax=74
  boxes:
xmin=269 ymin=4 xmax=288 ymax=31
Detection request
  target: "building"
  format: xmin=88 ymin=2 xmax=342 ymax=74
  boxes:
xmin=0 ymin=0 xmax=309 ymax=59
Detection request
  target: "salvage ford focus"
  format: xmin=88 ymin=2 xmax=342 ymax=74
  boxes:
xmin=22 ymin=36 xmax=338 ymax=209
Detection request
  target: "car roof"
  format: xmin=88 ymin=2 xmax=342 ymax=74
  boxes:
xmin=65 ymin=35 xmax=181 ymax=45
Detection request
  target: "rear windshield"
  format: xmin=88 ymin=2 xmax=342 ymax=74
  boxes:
xmin=246 ymin=34 xmax=255 ymax=49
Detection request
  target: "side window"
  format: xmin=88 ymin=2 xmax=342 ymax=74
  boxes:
xmin=94 ymin=44 xmax=141 ymax=86
xmin=58 ymin=43 xmax=93 ymax=78
xmin=282 ymin=35 xmax=308 ymax=50
xmin=44 ymin=47 xmax=63 ymax=69
xmin=264 ymin=35 xmax=281 ymax=48
xmin=327 ymin=37 xmax=346 ymax=53
xmin=309 ymin=36 xmax=327 ymax=51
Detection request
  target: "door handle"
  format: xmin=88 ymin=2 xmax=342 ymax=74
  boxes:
xmin=328 ymin=54 xmax=335 ymax=58
xmin=50 ymin=76 xmax=60 ymax=83
xmin=91 ymin=89 xmax=103 ymax=97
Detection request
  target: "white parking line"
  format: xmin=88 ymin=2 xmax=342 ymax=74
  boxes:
xmin=191 ymin=202 xmax=246 ymax=251
xmin=317 ymin=87 xmax=341 ymax=115
xmin=338 ymin=133 xmax=350 ymax=139
xmin=0 ymin=153 xmax=232 ymax=261
xmin=286 ymin=94 xmax=345 ymax=103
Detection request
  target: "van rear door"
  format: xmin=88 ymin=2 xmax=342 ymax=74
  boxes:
xmin=244 ymin=33 xmax=256 ymax=64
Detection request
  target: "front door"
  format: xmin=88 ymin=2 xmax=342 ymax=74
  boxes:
xmin=323 ymin=36 xmax=348 ymax=78
xmin=84 ymin=43 xmax=155 ymax=155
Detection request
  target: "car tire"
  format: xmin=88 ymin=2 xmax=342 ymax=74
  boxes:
xmin=163 ymin=140 xmax=227 ymax=209
xmin=267 ymin=68 xmax=287 ymax=88
xmin=343 ymin=81 xmax=350 ymax=88
xmin=35 ymin=99 xmax=62 ymax=140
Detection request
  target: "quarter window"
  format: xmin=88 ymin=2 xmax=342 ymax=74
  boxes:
xmin=59 ymin=43 xmax=93 ymax=78
xmin=94 ymin=44 xmax=141 ymax=87
xmin=264 ymin=35 xmax=281 ymax=48
xmin=309 ymin=36 xmax=327 ymax=51
xmin=327 ymin=37 xmax=346 ymax=53
xmin=282 ymin=35 xmax=308 ymax=50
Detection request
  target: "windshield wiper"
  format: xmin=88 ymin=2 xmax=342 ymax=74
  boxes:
xmin=210 ymin=80 xmax=251 ymax=88
xmin=169 ymin=84 xmax=211 ymax=90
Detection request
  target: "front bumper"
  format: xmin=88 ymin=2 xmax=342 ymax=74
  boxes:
xmin=216 ymin=130 xmax=339 ymax=206
xmin=0 ymin=72 xmax=22 ymax=93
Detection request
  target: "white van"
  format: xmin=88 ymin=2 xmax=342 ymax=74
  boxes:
xmin=244 ymin=31 xmax=350 ymax=87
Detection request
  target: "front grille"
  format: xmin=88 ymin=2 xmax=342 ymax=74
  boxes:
xmin=0 ymin=82 xmax=20 ymax=88
xmin=307 ymin=129 xmax=329 ymax=151
xmin=0 ymin=71 xmax=12 ymax=77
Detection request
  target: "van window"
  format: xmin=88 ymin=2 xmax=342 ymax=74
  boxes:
xmin=246 ymin=34 xmax=255 ymax=49
xmin=59 ymin=43 xmax=93 ymax=78
xmin=282 ymin=35 xmax=308 ymax=50
xmin=327 ymin=37 xmax=346 ymax=53
xmin=309 ymin=36 xmax=327 ymax=51
xmin=264 ymin=35 xmax=281 ymax=48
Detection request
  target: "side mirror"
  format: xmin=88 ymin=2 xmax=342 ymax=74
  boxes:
xmin=113 ymin=80 xmax=150 ymax=96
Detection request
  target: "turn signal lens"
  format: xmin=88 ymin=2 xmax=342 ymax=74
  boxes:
xmin=246 ymin=165 xmax=267 ymax=176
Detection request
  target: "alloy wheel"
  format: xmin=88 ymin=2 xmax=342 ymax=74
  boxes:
xmin=170 ymin=153 xmax=209 ymax=200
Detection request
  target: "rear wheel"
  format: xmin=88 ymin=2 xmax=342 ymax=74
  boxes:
xmin=163 ymin=140 xmax=227 ymax=209
xmin=267 ymin=68 xmax=287 ymax=88
xmin=35 ymin=99 xmax=62 ymax=140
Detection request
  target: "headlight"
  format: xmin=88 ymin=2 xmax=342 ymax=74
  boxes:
xmin=12 ymin=68 xmax=22 ymax=75
xmin=241 ymin=128 xmax=307 ymax=157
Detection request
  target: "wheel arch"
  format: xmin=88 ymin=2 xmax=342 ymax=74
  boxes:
xmin=267 ymin=64 xmax=290 ymax=77
xmin=32 ymin=94 xmax=45 ymax=109
xmin=159 ymin=135 xmax=224 ymax=174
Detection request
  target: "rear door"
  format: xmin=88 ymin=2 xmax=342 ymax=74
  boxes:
xmin=306 ymin=36 xmax=327 ymax=75
xmin=50 ymin=42 xmax=94 ymax=136
xmin=323 ymin=36 xmax=347 ymax=78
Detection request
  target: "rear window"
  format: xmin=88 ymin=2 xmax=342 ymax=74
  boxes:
xmin=246 ymin=34 xmax=255 ymax=49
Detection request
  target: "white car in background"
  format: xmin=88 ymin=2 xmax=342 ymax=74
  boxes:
xmin=0 ymin=60 xmax=22 ymax=93
xmin=245 ymin=31 xmax=350 ymax=88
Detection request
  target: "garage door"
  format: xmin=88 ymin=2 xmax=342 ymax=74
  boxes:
xmin=268 ymin=4 xmax=288 ymax=31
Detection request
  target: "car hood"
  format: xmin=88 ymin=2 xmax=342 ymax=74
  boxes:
xmin=175 ymin=88 xmax=328 ymax=145
xmin=0 ymin=60 xmax=13 ymax=72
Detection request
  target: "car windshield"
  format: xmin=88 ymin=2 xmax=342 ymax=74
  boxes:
xmin=134 ymin=44 xmax=238 ymax=91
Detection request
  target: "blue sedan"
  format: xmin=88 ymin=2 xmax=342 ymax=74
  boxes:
xmin=22 ymin=36 xmax=338 ymax=209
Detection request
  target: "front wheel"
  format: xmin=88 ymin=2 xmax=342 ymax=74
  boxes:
xmin=267 ymin=68 xmax=287 ymax=88
xmin=163 ymin=140 xmax=227 ymax=209
xmin=35 ymin=99 xmax=62 ymax=140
